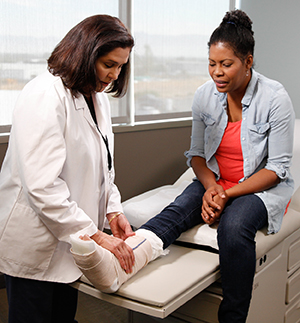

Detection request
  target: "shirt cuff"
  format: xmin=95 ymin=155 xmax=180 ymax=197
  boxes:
xmin=265 ymin=162 xmax=289 ymax=180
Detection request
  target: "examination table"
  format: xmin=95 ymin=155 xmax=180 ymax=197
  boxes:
xmin=71 ymin=119 xmax=300 ymax=323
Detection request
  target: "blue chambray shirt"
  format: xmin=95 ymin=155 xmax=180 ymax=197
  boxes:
xmin=185 ymin=69 xmax=295 ymax=234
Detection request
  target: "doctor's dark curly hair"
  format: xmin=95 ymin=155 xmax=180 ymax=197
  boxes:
xmin=208 ymin=9 xmax=255 ymax=61
xmin=47 ymin=15 xmax=134 ymax=97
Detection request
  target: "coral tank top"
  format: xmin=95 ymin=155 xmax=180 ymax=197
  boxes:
xmin=215 ymin=120 xmax=244 ymax=190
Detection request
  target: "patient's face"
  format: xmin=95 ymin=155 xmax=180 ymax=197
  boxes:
xmin=208 ymin=42 xmax=250 ymax=95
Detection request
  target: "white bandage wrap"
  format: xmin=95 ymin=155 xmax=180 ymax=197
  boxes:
xmin=70 ymin=235 xmax=152 ymax=293
xmin=135 ymin=229 xmax=164 ymax=261
xmin=70 ymin=234 xmax=96 ymax=254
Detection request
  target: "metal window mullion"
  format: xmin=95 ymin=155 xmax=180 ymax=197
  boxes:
xmin=119 ymin=0 xmax=134 ymax=126
xmin=230 ymin=0 xmax=237 ymax=10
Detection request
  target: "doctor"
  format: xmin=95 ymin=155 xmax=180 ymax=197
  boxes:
xmin=0 ymin=15 xmax=135 ymax=322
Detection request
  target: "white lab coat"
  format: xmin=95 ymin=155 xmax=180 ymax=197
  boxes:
xmin=0 ymin=71 xmax=123 ymax=283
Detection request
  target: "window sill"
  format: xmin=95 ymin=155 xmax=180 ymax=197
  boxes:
xmin=0 ymin=118 xmax=192 ymax=144
xmin=113 ymin=117 xmax=192 ymax=133
xmin=0 ymin=133 xmax=9 ymax=144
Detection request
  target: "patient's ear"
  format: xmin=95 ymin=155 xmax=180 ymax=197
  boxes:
xmin=245 ymin=54 xmax=253 ymax=70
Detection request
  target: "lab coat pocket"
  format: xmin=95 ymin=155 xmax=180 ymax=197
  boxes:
xmin=0 ymin=202 xmax=57 ymax=270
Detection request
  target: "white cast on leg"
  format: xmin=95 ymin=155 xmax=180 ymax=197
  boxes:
xmin=70 ymin=234 xmax=152 ymax=293
xmin=135 ymin=228 xmax=164 ymax=261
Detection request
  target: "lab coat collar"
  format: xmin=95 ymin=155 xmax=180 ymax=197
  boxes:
xmin=73 ymin=94 xmax=87 ymax=110
xmin=73 ymin=93 xmax=100 ymax=133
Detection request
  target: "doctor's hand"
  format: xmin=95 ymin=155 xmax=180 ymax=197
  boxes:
xmin=91 ymin=230 xmax=135 ymax=273
xmin=107 ymin=212 xmax=135 ymax=241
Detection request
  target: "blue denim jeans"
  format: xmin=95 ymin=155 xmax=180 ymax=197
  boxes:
xmin=140 ymin=180 xmax=268 ymax=323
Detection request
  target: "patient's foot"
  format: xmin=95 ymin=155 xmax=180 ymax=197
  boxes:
xmin=135 ymin=228 xmax=164 ymax=261
xmin=70 ymin=234 xmax=153 ymax=293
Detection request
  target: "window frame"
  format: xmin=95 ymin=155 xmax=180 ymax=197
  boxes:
xmin=0 ymin=0 xmax=235 ymax=138
xmin=115 ymin=0 xmax=235 ymax=126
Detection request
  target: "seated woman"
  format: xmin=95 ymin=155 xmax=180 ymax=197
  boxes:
xmin=71 ymin=9 xmax=294 ymax=323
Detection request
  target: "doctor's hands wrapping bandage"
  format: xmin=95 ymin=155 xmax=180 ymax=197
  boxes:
xmin=107 ymin=212 xmax=135 ymax=241
xmin=70 ymin=234 xmax=152 ymax=293
xmin=91 ymin=229 xmax=135 ymax=274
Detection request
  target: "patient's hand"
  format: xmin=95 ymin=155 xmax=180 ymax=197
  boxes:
xmin=211 ymin=193 xmax=229 ymax=220
xmin=202 ymin=193 xmax=229 ymax=225
xmin=202 ymin=184 xmax=227 ymax=224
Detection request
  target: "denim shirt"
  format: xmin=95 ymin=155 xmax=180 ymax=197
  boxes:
xmin=185 ymin=69 xmax=295 ymax=234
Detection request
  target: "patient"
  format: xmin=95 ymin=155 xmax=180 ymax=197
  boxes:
xmin=71 ymin=9 xmax=294 ymax=323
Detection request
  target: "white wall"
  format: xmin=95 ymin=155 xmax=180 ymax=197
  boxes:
xmin=240 ymin=0 xmax=300 ymax=117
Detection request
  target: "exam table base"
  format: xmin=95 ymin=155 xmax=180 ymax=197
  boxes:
xmin=130 ymin=222 xmax=300 ymax=323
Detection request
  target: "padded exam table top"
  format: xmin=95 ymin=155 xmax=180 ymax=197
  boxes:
xmin=72 ymin=245 xmax=220 ymax=318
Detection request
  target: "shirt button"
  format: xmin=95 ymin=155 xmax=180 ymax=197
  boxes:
xmin=243 ymin=117 xmax=246 ymax=120
xmin=242 ymin=137 xmax=245 ymax=141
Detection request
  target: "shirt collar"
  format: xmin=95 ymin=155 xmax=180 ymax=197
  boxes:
xmin=241 ymin=68 xmax=259 ymax=107
xmin=213 ymin=86 xmax=227 ymax=106
xmin=213 ymin=68 xmax=259 ymax=109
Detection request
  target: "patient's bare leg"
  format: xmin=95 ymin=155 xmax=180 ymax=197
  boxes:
xmin=70 ymin=234 xmax=153 ymax=293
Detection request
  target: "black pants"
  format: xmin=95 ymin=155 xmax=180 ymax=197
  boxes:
xmin=4 ymin=275 xmax=78 ymax=323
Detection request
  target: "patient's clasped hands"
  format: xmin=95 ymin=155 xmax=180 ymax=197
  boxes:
xmin=201 ymin=184 xmax=229 ymax=225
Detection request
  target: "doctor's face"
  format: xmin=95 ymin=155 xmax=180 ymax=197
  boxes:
xmin=95 ymin=47 xmax=131 ymax=92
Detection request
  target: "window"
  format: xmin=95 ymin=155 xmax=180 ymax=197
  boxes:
xmin=0 ymin=0 xmax=232 ymax=131
xmin=0 ymin=0 xmax=118 ymax=130
xmin=132 ymin=0 xmax=230 ymax=123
